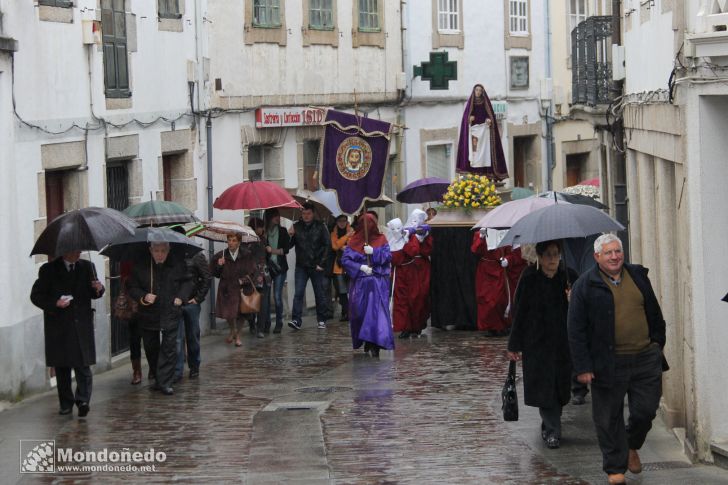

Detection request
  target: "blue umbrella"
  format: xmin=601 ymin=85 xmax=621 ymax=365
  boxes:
xmin=396 ymin=177 xmax=450 ymax=204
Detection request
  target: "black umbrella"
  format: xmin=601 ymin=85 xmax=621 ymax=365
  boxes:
xmin=538 ymin=191 xmax=607 ymax=209
xmin=99 ymin=227 xmax=203 ymax=260
xmin=498 ymin=203 xmax=624 ymax=248
xmin=30 ymin=207 xmax=137 ymax=257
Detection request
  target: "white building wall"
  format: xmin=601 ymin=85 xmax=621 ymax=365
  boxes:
xmin=0 ymin=0 xmax=200 ymax=400
xmin=208 ymin=1 xmax=401 ymax=105
xmin=403 ymin=0 xmax=546 ymax=195
xmin=685 ymin=88 xmax=728 ymax=458
xmin=623 ymin=4 xmax=674 ymax=93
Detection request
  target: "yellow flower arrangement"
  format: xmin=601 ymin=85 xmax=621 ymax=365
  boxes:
xmin=441 ymin=174 xmax=502 ymax=210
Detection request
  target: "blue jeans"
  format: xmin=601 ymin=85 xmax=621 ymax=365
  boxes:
xmin=271 ymin=272 xmax=287 ymax=325
xmin=291 ymin=266 xmax=328 ymax=324
xmin=176 ymin=303 xmax=201 ymax=377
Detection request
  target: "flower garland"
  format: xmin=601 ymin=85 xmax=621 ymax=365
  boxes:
xmin=442 ymin=174 xmax=502 ymax=209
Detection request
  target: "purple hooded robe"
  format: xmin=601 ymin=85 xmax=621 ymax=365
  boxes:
xmin=341 ymin=245 xmax=395 ymax=351
xmin=455 ymin=84 xmax=509 ymax=180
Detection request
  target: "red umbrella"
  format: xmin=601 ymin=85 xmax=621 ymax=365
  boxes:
xmin=213 ymin=181 xmax=302 ymax=211
xmin=578 ymin=177 xmax=600 ymax=187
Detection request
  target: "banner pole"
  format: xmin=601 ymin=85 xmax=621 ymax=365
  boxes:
xmin=363 ymin=201 xmax=370 ymax=265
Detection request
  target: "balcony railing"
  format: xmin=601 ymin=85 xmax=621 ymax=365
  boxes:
xmin=571 ymin=16 xmax=613 ymax=107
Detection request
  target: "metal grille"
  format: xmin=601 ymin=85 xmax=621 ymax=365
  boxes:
xmin=106 ymin=163 xmax=130 ymax=356
xmin=106 ymin=164 xmax=129 ymax=211
xmin=571 ymin=16 xmax=613 ymax=107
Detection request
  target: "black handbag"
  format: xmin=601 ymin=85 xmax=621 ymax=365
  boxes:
xmin=267 ymin=257 xmax=282 ymax=277
xmin=502 ymin=360 xmax=519 ymax=421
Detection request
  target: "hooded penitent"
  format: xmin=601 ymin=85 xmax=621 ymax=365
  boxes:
xmin=386 ymin=218 xmax=406 ymax=252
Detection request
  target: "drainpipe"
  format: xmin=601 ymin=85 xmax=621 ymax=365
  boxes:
xmin=206 ymin=112 xmax=216 ymax=329
xmin=544 ymin=0 xmax=554 ymax=191
xmin=397 ymin=0 xmax=410 ymax=220
xmin=610 ymin=0 xmax=628 ymax=259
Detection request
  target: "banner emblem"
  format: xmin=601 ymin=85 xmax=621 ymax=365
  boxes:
xmin=336 ymin=137 xmax=372 ymax=181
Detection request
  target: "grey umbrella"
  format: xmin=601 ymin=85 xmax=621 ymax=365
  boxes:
xmin=498 ymin=203 xmax=624 ymax=248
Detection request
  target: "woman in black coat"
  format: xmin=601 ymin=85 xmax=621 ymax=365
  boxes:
xmin=507 ymin=240 xmax=577 ymax=449
xmin=263 ymin=208 xmax=290 ymax=333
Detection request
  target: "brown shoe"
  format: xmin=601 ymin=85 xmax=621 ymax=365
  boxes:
xmin=628 ymin=449 xmax=642 ymax=474
xmin=607 ymin=473 xmax=626 ymax=484
xmin=130 ymin=359 xmax=142 ymax=385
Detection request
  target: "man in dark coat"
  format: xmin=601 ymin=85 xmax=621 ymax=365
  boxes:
xmin=288 ymin=203 xmax=331 ymax=330
xmin=128 ymin=242 xmax=192 ymax=395
xmin=568 ymin=234 xmax=667 ymax=485
xmin=30 ymin=251 xmax=105 ymax=417
xmin=175 ymin=249 xmax=211 ymax=381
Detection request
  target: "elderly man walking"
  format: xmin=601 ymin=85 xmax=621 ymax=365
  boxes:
xmin=568 ymin=234 xmax=668 ymax=485
xmin=128 ymin=242 xmax=192 ymax=395
xmin=31 ymin=251 xmax=105 ymax=417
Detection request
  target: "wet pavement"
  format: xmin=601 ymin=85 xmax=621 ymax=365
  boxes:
xmin=2 ymin=318 xmax=728 ymax=484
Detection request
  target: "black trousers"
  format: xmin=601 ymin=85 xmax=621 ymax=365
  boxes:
xmin=591 ymin=344 xmax=663 ymax=474
xmin=128 ymin=317 xmax=142 ymax=361
xmin=142 ymin=327 xmax=178 ymax=389
xmin=539 ymin=405 xmax=563 ymax=439
xmin=55 ymin=366 xmax=92 ymax=410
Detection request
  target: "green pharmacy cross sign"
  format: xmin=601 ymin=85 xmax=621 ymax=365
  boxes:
xmin=413 ymin=51 xmax=457 ymax=90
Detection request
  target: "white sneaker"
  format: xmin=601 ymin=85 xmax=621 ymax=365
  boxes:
xmin=317 ymin=321 xmax=326 ymax=329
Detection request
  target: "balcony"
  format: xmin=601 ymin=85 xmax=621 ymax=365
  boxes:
xmin=571 ymin=16 xmax=613 ymax=107
xmin=686 ymin=2 xmax=728 ymax=60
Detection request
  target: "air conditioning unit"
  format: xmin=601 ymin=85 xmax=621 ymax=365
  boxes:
xmin=82 ymin=20 xmax=101 ymax=45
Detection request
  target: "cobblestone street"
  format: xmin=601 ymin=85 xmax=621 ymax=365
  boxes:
xmin=2 ymin=318 xmax=727 ymax=484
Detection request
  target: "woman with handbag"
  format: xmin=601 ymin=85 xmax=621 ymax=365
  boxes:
xmin=507 ymin=240 xmax=578 ymax=449
xmin=247 ymin=217 xmax=272 ymax=338
xmin=330 ymin=215 xmax=353 ymax=322
xmin=211 ymin=233 xmax=255 ymax=347
xmin=264 ymin=208 xmax=290 ymax=334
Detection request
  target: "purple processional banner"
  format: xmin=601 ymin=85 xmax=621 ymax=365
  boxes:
xmin=321 ymin=110 xmax=392 ymax=215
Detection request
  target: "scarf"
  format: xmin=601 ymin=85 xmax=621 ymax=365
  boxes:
xmin=267 ymin=226 xmax=279 ymax=264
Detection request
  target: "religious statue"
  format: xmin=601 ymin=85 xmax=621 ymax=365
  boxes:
xmin=456 ymin=84 xmax=509 ymax=180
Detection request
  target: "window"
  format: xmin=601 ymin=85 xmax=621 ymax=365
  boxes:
xmin=107 ymin=163 xmax=130 ymax=211
xmin=359 ymin=0 xmax=380 ymax=31
xmin=45 ymin=171 xmax=66 ymax=224
xmin=254 ymin=0 xmax=281 ymax=27
xmin=568 ymin=0 xmax=588 ymax=57
xmin=426 ymin=144 xmax=452 ymax=181
xmin=158 ymin=0 xmax=181 ymax=19
xmin=247 ymin=145 xmax=268 ymax=182
xmin=509 ymin=0 xmax=528 ymax=35
xmin=309 ymin=0 xmax=334 ymax=29
xmin=438 ymin=0 xmax=459 ymax=32
xmin=101 ymin=0 xmax=130 ymax=98
xmin=303 ymin=140 xmax=321 ymax=190
xmin=39 ymin=0 xmax=73 ymax=7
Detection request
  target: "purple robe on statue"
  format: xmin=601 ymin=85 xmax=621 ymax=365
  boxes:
xmin=341 ymin=245 xmax=395 ymax=350
xmin=456 ymin=84 xmax=509 ymax=180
